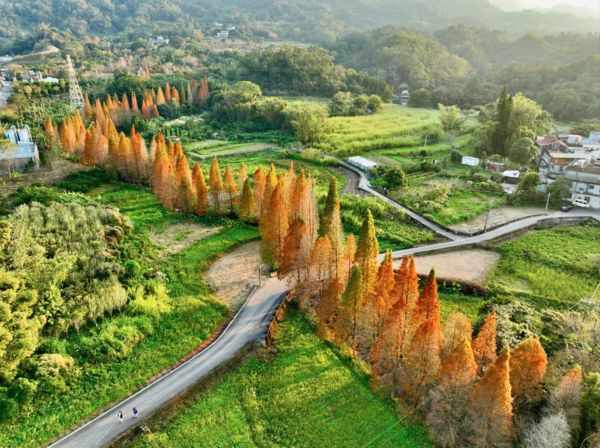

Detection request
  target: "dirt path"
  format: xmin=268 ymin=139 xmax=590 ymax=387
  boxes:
xmin=397 ymin=249 xmax=501 ymax=286
xmin=150 ymin=223 xmax=223 ymax=257
xmin=205 ymin=240 xmax=263 ymax=309
xmin=332 ymin=166 xmax=363 ymax=195
xmin=448 ymin=206 xmax=547 ymax=234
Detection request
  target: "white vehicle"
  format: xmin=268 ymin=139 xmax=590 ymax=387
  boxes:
xmin=572 ymin=198 xmax=591 ymax=208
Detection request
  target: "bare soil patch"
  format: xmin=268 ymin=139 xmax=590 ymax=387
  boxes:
xmin=0 ymin=159 xmax=89 ymax=197
xmin=448 ymin=206 xmax=547 ymax=234
xmin=151 ymin=223 xmax=223 ymax=257
xmin=205 ymin=240 xmax=263 ymax=309
xmin=333 ymin=166 xmax=364 ymax=196
xmin=400 ymin=249 xmax=501 ymax=286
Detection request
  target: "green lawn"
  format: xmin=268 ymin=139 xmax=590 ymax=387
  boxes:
xmin=133 ymin=310 xmax=433 ymax=448
xmin=0 ymin=176 xmax=259 ymax=448
xmin=487 ymin=223 xmax=600 ymax=309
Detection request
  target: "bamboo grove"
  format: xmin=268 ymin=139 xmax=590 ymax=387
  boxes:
xmin=261 ymin=176 xmax=585 ymax=447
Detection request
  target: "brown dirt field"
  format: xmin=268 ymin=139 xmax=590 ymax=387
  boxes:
xmin=398 ymin=249 xmax=501 ymax=286
xmin=448 ymin=206 xmax=547 ymax=234
xmin=205 ymin=240 xmax=263 ymax=310
xmin=150 ymin=223 xmax=223 ymax=257
xmin=0 ymin=159 xmax=90 ymax=197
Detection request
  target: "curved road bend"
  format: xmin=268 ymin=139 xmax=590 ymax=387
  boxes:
xmin=49 ymin=277 xmax=289 ymax=448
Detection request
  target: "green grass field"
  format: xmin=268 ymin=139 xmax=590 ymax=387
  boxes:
xmin=487 ymin=223 xmax=600 ymax=310
xmin=133 ymin=310 xmax=433 ymax=448
xmin=316 ymin=105 xmax=441 ymax=155
xmin=0 ymin=178 xmax=259 ymax=448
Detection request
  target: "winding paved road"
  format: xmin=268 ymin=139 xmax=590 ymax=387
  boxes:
xmin=49 ymin=278 xmax=289 ymax=448
xmin=48 ymin=157 xmax=600 ymax=448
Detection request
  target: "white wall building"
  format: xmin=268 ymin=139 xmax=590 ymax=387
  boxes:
xmin=1 ymin=126 xmax=40 ymax=173
xmin=347 ymin=156 xmax=378 ymax=172
xmin=565 ymin=159 xmax=600 ymax=209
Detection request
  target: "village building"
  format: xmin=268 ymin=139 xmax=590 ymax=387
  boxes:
xmin=565 ymin=158 xmax=600 ymax=209
xmin=557 ymin=134 xmax=584 ymax=146
xmin=148 ymin=36 xmax=170 ymax=47
xmin=0 ymin=126 xmax=40 ymax=173
xmin=539 ymin=150 xmax=594 ymax=180
xmin=347 ymin=156 xmax=378 ymax=173
xmin=535 ymin=135 xmax=569 ymax=153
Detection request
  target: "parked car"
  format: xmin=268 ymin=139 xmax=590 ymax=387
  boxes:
xmin=573 ymin=198 xmax=591 ymax=208
xmin=561 ymin=202 xmax=574 ymax=212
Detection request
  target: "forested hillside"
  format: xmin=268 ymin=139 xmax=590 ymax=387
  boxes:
xmin=0 ymin=0 xmax=597 ymax=50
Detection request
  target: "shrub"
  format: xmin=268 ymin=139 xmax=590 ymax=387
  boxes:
xmin=491 ymin=300 xmax=543 ymax=348
xmin=33 ymin=353 xmax=78 ymax=395
xmin=0 ymin=398 xmax=19 ymax=422
xmin=7 ymin=378 xmax=37 ymax=405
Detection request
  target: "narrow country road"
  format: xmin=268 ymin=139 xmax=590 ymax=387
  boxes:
xmin=49 ymin=157 xmax=600 ymax=448
xmin=48 ymin=278 xmax=289 ymax=448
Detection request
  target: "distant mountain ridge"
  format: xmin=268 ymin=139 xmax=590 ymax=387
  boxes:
xmin=0 ymin=0 xmax=597 ymax=50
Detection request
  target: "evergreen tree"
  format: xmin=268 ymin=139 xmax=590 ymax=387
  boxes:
xmin=491 ymin=88 xmax=513 ymax=156
xmin=335 ymin=265 xmax=364 ymax=351
xmin=239 ymin=178 xmax=257 ymax=223
xmin=223 ymin=166 xmax=237 ymax=214
xmin=354 ymin=210 xmax=379 ymax=293
xmin=319 ymin=177 xmax=339 ymax=237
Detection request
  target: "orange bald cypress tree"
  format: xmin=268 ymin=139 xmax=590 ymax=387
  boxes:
xmin=152 ymin=141 xmax=173 ymax=209
xmin=467 ymin=347 xmax=513 ymax=447
xmin=44 ymin=117 xmax=58 ymax=148
xmin=472 ymin=310 xmax=497 ymax=374
xmin=510 ymin=337 xmax=548 ymax=408
xmin=60 ymin=120 xmax=76 ymax=153
xmin=164 ymin=82 xmax=172 ymax=103
xmin=370 ymin=295 xmax=407 ymax=392
xmin=260 ymin=164 xmax=278 ymax=218
xmin=407 ymin=269 xmax=441 ymax=348
xmin=309 ymin=236 xmax=334 ymax=301
xmin=278 ymin=217 xmax=311 ymax=286
xmin=223 ymin=166 xmax=237 ymax=214
xmin=238 ymin=162 xmax=248 ymax=192
xmin=84 ymin=95 xmax=94 ymax=121
xmin=209 ymin=158 xmax=223 ymax=213
xmin=82 ymin=130 xmax=95 ymax=166
xmin=358 ymin=251 xmax=395 ymax=357
xmin=199 ymin=77 xmax=209 ymax=103
xmin=239 ymin=178 xmax=257 ymax=223
xmin=131 ymin=92 xmax=140 ymax=116
xmin=443 ymin=312 xmax=473 ymax=358
xmin=327 ymin=196 xmax=344 ymax=280
xmin=175 ymin=155 xmax=194 ymax=212
xmin=427 ymin=338 xmax=478 ymax=447
xmin=253 ymin=166 xmax=265 ymax=211
xmin=156 ymin=86 xmax=166 ymax=105
xmin=401 ymin=317 xmax=444 ymax=404
xmin=317 ymin=279 xmax=343 ymax=340
xmin=260 ymin=184 xmax=288 ymax=269
xmin=192 ymin=163 xmax=209 ymax=216
xmin=393 ymin=256 xmax=420 ymax=320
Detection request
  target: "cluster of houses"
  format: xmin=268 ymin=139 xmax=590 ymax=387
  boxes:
xmin=537 ymin=132 xmax=600 ymax=209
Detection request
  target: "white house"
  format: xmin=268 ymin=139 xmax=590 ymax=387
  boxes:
xmin=347 ymin=156 xmax=378 ymax=172
xmin=216 ymin=30 xmax=230 ymax=39
xmin=1 ymin=126 xmax=40 ymax=173
xmin=461 ymin=156 xmax=480 ymax=167
xmin=565 ymin=159 xmax=600 ymax=209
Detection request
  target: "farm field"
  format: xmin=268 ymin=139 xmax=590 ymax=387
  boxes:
xmin=486 ymin=222 xmax=600 ymax=310
xmin=0 ymin=173 xmax=259 ymax=448
xmin=315 ymin=104 xmax=441 ymax=155
xmin=132 ymin=310 xmax=433 ymax=448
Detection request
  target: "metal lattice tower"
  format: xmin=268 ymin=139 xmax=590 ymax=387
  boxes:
xmin=66 ymin=55 xmax=84 ymax=109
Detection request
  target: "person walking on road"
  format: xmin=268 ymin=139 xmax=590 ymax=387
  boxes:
xmin=117 ymin=411 xmax=123 ymax=423
xmin=133 ymin=407 xmax=139 ymax=418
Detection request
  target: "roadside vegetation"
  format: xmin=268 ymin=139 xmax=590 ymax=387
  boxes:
xmin=133 ymin=310 xmax=433 ymax=448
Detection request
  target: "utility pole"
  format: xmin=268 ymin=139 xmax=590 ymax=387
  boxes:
xmin=545 ymin=192 xmax=551 ymax=214
xmin=483 ymin=201 xmax=492 ymax=232
xmin=66 ymin=55 xmax=84 ymax=110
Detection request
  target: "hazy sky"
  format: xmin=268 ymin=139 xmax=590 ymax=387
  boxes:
xmin=491 ymin=0 xmax=600 ymax=11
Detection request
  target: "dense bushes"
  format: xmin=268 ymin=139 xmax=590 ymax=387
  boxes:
xmin=328 ymin=92 xmax=383 ymax=117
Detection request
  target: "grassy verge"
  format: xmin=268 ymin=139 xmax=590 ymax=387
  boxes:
xmin=133 ymin=310 xmax=433 ymax=448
